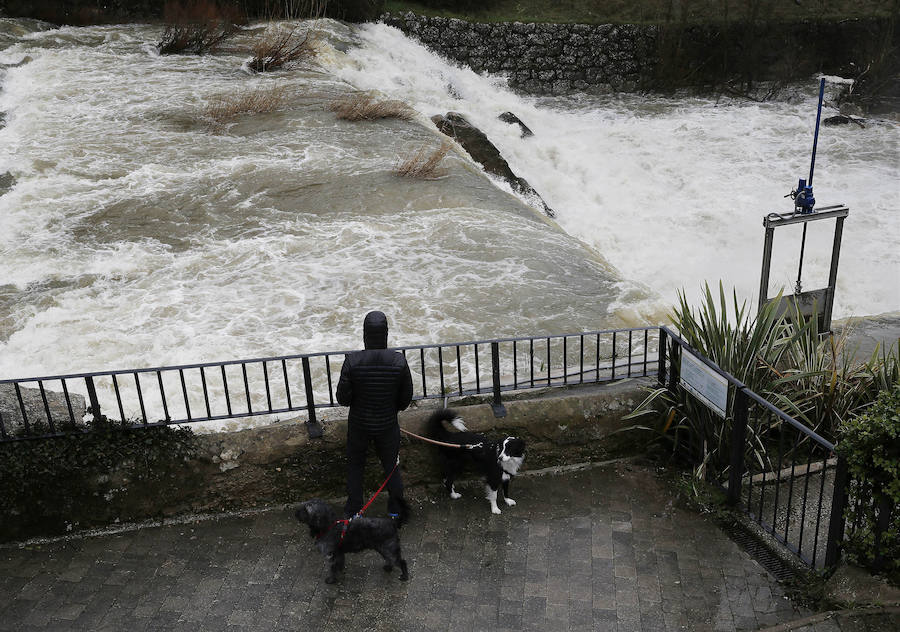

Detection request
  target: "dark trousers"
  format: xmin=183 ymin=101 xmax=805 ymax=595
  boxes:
xmin=344 ymin=423 xmax=404 ymax=517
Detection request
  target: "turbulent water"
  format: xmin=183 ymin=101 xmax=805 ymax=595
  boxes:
xmin=1 ymin=18 xmax=898 ymax=391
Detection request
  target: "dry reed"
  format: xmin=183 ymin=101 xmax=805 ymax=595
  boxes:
xmin=248 ymin=25 xmax=320 ymax=72
xmin=394 ymin=141 xmax=452 ymax=179
xmin=204 ymin=84 xmax=287 ymax=132
xmin=327 ymin=93 xmax=416 ymax=122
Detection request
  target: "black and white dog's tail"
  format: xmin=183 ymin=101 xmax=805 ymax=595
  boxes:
xmin=427 ymin=408 xmax=468 ymax=441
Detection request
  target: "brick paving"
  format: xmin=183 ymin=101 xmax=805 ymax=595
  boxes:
xmin=0 ymin=463 xmax=812 ymax=631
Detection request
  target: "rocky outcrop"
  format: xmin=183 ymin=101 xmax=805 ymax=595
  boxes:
xmin=0 ymin=383 xmax=86 ymax=435
xmin=432 ymin=112 xmax=555 ymax=217
xmin=499 ymin=111 xmax=533 ymax=137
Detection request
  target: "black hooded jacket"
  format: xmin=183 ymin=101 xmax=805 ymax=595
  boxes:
xmin=336 ymin=311 xmax=414 ymax=432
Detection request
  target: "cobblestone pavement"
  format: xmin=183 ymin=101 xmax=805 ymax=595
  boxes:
xmin=0 ymin=463 xmax=813 ymax=631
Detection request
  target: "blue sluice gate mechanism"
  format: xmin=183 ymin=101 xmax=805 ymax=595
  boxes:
xmin=791 ymin=178 xmax=816 ymax=214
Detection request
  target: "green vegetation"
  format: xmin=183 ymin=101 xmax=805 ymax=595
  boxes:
xmin=385 ymin=0 xmax=895 ymax=24
xmin=839 ymin=385 xmax=900 ymax=577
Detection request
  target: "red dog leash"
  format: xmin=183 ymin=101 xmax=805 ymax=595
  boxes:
xmin=318 ymin=457 xmax=401 ymax=547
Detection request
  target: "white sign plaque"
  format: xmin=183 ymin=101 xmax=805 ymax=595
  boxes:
xmin=680 ymin=349 xmax=729 ymax=418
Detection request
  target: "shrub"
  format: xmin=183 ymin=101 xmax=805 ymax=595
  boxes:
xmin=839 ymin=384 xmax=900 ymax=576
xmin=327 ymin=92 xmax=416 ymax=121
xmin=395 ymin=141 xmax=451 ymax=178
xmin=204 ymin=84 xmax=287 ymax=131
xmin=157 ymin=0 xmax=239 ymax=55
xmin=248 ymin=24 xmax=321 ymax=72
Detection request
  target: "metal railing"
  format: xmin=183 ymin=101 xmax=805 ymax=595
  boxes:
xmin=0 ymin=326 xmax=661 ymax=442
xmin=658 ymin=326 xmax=848 ymax=569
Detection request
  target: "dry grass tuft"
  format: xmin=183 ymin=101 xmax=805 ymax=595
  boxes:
xmin=204 ymin=84 xmax=287 ymax=132
xmin=327 ymin=93 xmax=417 ymax=122
xmin=395 ymin=141 xmax=452 ymax=179
xmin=248 ymin=25 xmax=320 ymax=72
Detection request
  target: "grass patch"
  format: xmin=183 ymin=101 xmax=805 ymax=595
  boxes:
xmin=394 ymin=141 xmax=451 ymax=178
xmin=385 ymin=0 xmax=894 ymax=25
xmin=204 ymin=84 xmax=287 ymax=131
xmin=327 ymin=92 xmax=417 ymax=121
xmin=248 ymin=24 xmax=321 ymax=72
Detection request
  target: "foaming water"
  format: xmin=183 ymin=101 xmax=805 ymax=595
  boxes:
xmin=329 ymin=23 xmax=900 ymax=319
xmin=0 ymin=20 xmax=623 ymax=393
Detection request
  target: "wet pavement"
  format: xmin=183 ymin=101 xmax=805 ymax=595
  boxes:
xmin=0 ymin=462 xmax=890 ymax=631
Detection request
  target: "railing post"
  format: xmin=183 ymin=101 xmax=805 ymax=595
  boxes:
xmin=85 ymin=376 xmax=101 ymax=424
xmin=727 ymin=389 xmax=749 ymax=505
xmin=824 ymin=455 xmax=850 ymax=568
xmin=657 ymin=328 xmax=667 ymax=387
xmin=490 ymin=342 xmax=507 ymax=418
xmin=301 ymin=357 xmax=323 ymax=439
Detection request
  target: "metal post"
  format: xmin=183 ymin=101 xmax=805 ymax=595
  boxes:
xmin=727 ymin=389 xmax=749 ymax=505
xmin=301 ymin=357 xmax=323 ymax=438
xmin=657 ymin=328 xmax=667 ymax=387
xmin=822 ymin=216 xmax=846 ymax=333
xmin=824 ymin=456 xmax=850 ymax=568
xmin=85 ymin=376 xmax=101 ymax=424
xmin=758 ymin=225 xmax=775 ymax=315
xmin=490 ymin=342 xmax=507 ymax=418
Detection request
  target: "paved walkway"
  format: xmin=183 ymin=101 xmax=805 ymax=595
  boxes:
xmin=0 ymin=463 xmax=827 ymax=631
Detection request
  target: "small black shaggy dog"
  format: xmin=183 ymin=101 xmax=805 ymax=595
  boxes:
xmin=295 ymin=499 xmax=409 ymax=584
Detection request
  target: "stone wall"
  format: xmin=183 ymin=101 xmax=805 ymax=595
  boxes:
xmin=382 ymin=12 xmax=656 ymax=95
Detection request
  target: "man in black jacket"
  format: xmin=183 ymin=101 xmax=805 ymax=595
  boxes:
xmin=336 ymin=311 xmax=413 ymax=519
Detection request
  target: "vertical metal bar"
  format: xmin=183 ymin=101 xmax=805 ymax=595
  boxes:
xmin=325 ymin=356 xmax=334 ymax=406
xmin=134 ymin=373 xmax=148 ymax=425
xmin=811 ymin=451 xmax=830 ymax=566
xmin=200 ymin=367 xmax=211 ymax=419
xmin=15 ymin=383 xmax=32 ymax=433
xmin=513 ymin=341 xmax=518 ymax=389
xmin=727 ymin=389 xmax=749 ymax=506
xmin=546 ymin=337 xmax=551 ymax=386
xmin=420 ymin=348 xmax=427 ymax=397
xmin=438 ymin=347 xmax=445 ymax=397
xmin=0 ymin=410 xmax=6 ymax=439
xmin=823 ymin=216 xmax=845 ymax=333
xmin=824 ymin=456 xmax=850 ymax=568
xmin=758 ymin=225 xmax=775 ymax=316
xmin=301 ymin=356 xmax=322 ymax=438
xmin=657 ymin=328 xmax=668 ymax=387
xmin=667 ymin=343 xmax=679 ymax=391
xmin=456 ymin=346 xmax=462 ymax=395
xmin=529 ymin=338 xmax=534 ymax=388
xmin=643 ymin=329 xmax=649 ymax=376
xmin=61 ymin=378 xmax=76 ymax=429
xmin=221 ymin=365 xmax=232 ymax=417
xmin=771 ymin=418 xmax=787 ymax=535
xmin=282 ymin=359 xmax=292 ymax=409
xmin=179 ymin=368 xmax=192 ymax=421
xmin=157 ymin=371 xmax=170 ymax=422
xmin=611 ymin=331 xmax=617 ymax=381
xmin=474 ymin=344 xmax=481 ymax=393
xmin=112 ymin=375 xmax=126 ymax=427
xmin=797 ymin=448 xmax=815 ymax=559
xmin=579 ymin=335 xmax=584 ymax=384
xmin=490 ymin=341 xmax=506 ymax=418
xmin=85 ymin=376 xmax=101 ymax=424
xmin=263 ymin=361 xmax=272 ymax=412
xmin=784 ymin=430 xmax=802 ymax=545
xmin=563 ymin=336 xmax=568 ymax=385
xmin=241 ymin=363 xmax=251 ymax=414
xmin=38 ymin=380 xmax=55 ymax=433
xmin=596 ymin=333 xmax=600 ymax=381
xmin=627 ymin=331 xmax=633 ymax=377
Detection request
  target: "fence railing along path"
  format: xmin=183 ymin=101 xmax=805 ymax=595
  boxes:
xmin=1 ymin=325 xmax=860 ymax=570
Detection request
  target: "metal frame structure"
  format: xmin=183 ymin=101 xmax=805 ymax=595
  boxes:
xmin=758 ymin=204 xmax=849 ymax=333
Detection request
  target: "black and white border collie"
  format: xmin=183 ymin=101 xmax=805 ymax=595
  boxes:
xmin=427 ymin=408 xmax=526 ymax=515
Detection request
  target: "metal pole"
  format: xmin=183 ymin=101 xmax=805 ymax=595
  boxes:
xmin=727 ymin=389 xmax=749 ymax=505
xmin=85 ymin=376 xmax=101 ymax=424
xmin=824 ymin=456 xmax=850 ymax=568
xmin=302 ymin=357 xmax=323 ymax=438
xmin=823 ymin=215 xmax=846 ymax=333
xmin=759 ymin=225 xmax=775 ymax=315
xmin=490 ymin=341 xmax=507 ymax=418
xmin=657 ymin=328 xmax=668 ymax=387
xmin=808 ymin=78 xmax=826 ymax=187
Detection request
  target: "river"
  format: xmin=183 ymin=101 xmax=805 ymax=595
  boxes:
xmin=1 ymin=17 xmax=897 ymax=389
